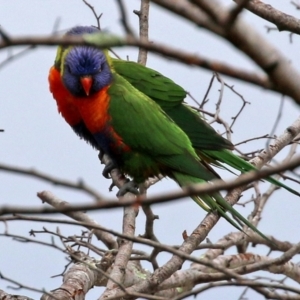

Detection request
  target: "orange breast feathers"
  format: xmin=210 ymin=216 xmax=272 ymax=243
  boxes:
xmin=48 ymin=67 xmax=82 ymax=126
xmin=72 ymin=86 xmax=111 ymax=134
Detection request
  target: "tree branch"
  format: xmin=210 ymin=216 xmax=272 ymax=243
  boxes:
xmin=234 ymin=0 xmax=300 ymax=34
xmin=151 ymin=0 xmax=300 ymax=105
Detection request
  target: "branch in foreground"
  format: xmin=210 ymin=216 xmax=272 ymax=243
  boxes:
xmin=0 ymin=32 xmax=272 ymax=90
xmin=0 ymin=153 xmax=299 ymax=216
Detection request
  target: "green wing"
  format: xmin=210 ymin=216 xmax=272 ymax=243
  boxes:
xmin=112 ymin=58 xmax=185 ymax=107
xmin=112 ymin=58 xmax=233 ymax=151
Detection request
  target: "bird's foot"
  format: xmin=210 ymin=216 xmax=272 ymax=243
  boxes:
xmin=98 ymin=150 xmax=104 ymax=162
xmin=117 ymin=180 xmax=139 ymax=197
xmin=102 ymin=159 xmax=119 ymax=179
xmin=108 ymin=181 xmax=115 ymax=192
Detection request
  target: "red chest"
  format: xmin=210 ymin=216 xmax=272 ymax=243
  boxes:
xmin=72 ymin=86 xmax=111 ymax=134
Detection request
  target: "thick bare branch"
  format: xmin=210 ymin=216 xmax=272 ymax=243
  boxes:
xmin=234 ymin=0 xmax=300 ymax=34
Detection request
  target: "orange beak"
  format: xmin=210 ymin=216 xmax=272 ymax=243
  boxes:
xmin=80 ymin=76 xmax=93 ymax=96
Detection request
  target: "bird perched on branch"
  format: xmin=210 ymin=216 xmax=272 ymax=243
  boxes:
xmin=49 ymin=26 xmax=299 ymax=240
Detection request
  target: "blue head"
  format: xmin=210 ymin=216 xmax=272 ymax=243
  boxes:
xmin=61 ymin=26 xmax=113 ymax=97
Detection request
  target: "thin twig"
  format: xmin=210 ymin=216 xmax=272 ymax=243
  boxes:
xmin=82 ymin=0 xmax=103 ymax=30
xmin=116 ymin=0 xmax=136 ymax=37
xmin=0 ymin=163 xmax=102 ymax=200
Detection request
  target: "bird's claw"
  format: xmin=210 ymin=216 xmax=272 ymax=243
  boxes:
xmin=117 ymin=180 xmax=139 ymax=197
xmin=102 ymin=160 xmax=119 ymax=179
xmin=98 ymin=150 xmax=104 ymax=162
xmin=109 ymin=181 xmax=115 ymax=192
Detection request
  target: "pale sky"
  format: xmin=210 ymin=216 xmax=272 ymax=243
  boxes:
xmin=1 ymin=1 xmax=300 ymax=299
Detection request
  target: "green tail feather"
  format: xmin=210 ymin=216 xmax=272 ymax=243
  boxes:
xmin=191 ymin=193 xmax=246 ymax=233
xmin=205 ymin=149 xmax=300 ymax=197
xmin=173 ymin=172 xmax=272 ymax=243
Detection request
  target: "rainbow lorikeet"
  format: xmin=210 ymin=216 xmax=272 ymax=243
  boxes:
xmin=48 ymin=26 xmax=299 ymax=239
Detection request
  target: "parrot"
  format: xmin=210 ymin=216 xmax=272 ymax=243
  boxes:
xmin=48 ymin=26 xmax=300 ymax=240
